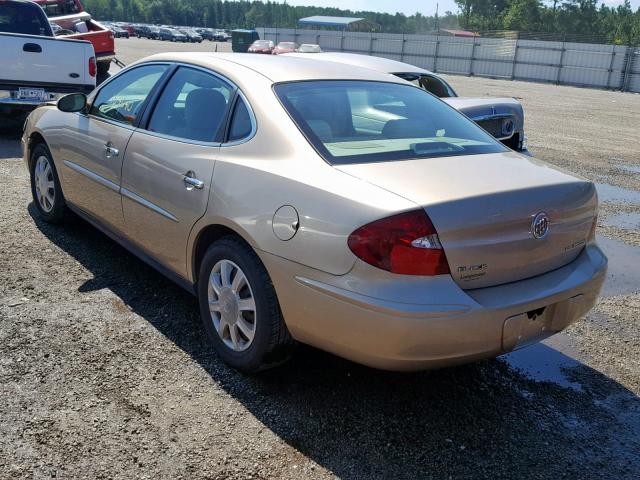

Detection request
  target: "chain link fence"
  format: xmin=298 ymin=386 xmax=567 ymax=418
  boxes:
xmin=257 ymin=27 xmax=640 ymax=93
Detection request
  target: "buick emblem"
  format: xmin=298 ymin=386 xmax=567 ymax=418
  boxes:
xmin=531 ymin=212 xmax=549 ymax=239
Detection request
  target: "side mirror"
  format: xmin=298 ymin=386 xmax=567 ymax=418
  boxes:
xmin=57 ymin=93 xmax=87 ymax=113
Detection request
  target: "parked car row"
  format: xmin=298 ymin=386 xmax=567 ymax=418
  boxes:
xmin=248 ymin=40 xmax=322 ymax=55
xmin=114 ymin=22 xmax=228 ymax=43
xmin=102 ymin=22 xmax=129 ymax=38
xmin=34 ymin=0 xmax=115 ymax=77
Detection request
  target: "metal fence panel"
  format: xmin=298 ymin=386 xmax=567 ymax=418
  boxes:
xmin=257 ymin=27 xmax=639 ymax=93
xmin=473 ymin=59 xmax=513 ymax=78
xmin=626 ymin=49 xmax=640 ymax=91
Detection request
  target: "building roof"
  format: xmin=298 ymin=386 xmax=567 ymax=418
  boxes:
xmin=298 ymin=15 xmax=366 ymax=28
xmin=438 ymin=29 xmax=480 ymax=37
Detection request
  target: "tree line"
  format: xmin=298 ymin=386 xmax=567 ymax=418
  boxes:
xmin=83 ymin=0 xmax=640 ymax=45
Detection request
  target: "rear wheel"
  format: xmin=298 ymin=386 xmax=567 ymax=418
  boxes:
xmin=30 ymin=143 xmax=67 ymax=223
xmin=198 ymin=236 xmax=294 ymax=373
xmin=96 ymin=60 xmax=110 ymax=77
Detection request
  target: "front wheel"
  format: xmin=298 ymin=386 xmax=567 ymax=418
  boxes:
xmin=30 ymin=143 xmax=67 ymax=223
xmin=198 ymin=237 xmax=294 ymax=373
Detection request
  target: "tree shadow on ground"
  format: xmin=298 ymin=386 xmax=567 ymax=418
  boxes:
xmin=30 ymin=203 xmax=640 ymax=479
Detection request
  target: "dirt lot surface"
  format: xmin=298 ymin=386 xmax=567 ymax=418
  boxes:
xmin=1 ymin=38 xmax=639 ymax=479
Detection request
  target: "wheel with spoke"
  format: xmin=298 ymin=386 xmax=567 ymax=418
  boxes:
xmin=30 ymin=142 xmax=67 ymax=223
xmin=208 ymin=259 xmax=257 ymax=352
xmin=198 ymin=236 xmax=294 ymax=372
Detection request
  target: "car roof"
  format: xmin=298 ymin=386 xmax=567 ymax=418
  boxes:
xmin=134 ymin=52 xmax=407 ymax=84
xmin=285 ymin=52 xmax=434 ymax=76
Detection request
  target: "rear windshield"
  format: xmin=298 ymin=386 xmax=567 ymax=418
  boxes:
xmin=0 ymin=2 xmax=52 ymax=36
xmin=274 ymin=80 xmax=507 ymax=165
xmin=39 ymin=0 xmax=80 ymax=18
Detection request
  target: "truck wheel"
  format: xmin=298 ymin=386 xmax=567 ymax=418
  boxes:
xmin=96 ymin=61 xmax=110 ymax=77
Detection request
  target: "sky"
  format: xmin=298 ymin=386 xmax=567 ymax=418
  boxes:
xmin=282 ymin=0 xmax=640 ymax=17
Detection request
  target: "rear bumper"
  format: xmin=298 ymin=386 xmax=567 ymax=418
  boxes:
xmin=0 ymin=83 xmax=94 ymax=107
xmin=260 ymin=243 xmax=607 ymax=371
xmin=96 ymin=53 xmax=115 ymax=61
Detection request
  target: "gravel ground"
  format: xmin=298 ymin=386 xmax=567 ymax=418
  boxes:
xmin=1 ymin=38 xmax=639 ymax=479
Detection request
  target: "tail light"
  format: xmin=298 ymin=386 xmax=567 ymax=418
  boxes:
xmin=348 ymin=210 xmax=450 ymax=276
xmin=88 ymin=56 xmax=97 ymax=77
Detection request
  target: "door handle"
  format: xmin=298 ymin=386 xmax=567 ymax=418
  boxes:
xmin=104 ymin=143 xmax=119 ymax=158
xmin=23 ymin=43 xmax=42 ymax=53
xmin=183 ymin=171 xmax=204 ymax=190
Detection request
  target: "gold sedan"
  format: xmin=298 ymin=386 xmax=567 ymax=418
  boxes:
xmin=23 ymin=53 xmax=607 ymax=372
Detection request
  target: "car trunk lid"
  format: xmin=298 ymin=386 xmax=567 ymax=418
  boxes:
xmin=337 ymin=151 xmax=597 ymax=289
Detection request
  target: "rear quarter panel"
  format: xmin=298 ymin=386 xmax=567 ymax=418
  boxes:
xmin=189 ymin=71 xmax=417 ymax=278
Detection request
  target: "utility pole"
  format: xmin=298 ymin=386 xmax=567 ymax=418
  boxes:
xmin=435 ymin=2 xmax=439 ymax=32
xmin=464 ymin=0 xmax=471 ymax=30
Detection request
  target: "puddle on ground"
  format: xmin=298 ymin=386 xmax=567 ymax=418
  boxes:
xmin=597 ymin=234 xmax=640 ymax=297
xmin=504 ymin=234 xmax=640 ymax=388
xmin=616 ymin=165 xmax=640 ymax=174
xmin=604 ymin=212 xmax=640 ymax=231
xmin=596 ymin=183 xmax=640 ymax=205
xmin=502 ymin=334 xmax=584 ymax=390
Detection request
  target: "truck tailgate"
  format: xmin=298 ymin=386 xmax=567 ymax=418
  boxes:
xmin=0 ymin=32 xmax=95 ymax=91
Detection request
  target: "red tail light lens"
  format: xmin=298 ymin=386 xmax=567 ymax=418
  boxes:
xmin=88 ymin=57 xmax=96 ymax=77
xmin=348 ymin=210 xmax=450 ymax=276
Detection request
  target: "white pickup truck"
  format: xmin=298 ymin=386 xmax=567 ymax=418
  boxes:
xmin=0 ymin=0 xmax=96 ymax=119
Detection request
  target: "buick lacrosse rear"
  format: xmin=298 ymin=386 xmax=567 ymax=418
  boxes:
xmin=23 ymin=53 xmax=607 ymax=372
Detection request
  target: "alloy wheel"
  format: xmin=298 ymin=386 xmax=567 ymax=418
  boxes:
xmin=208 ymin=259 xmax=257 ymax=352
xmin=34 ymin=155 xmax=55 ymax=213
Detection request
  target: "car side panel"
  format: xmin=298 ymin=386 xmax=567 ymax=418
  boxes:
xmin=185 ymin=69 xmax=418 ymax=280
xmin=120 ymin=131 xmax=218 ymax=278
xmin=188 ymin=143 xmax=416 ymax=280
xmin=56 ymin=114 xmax=133 ymax=231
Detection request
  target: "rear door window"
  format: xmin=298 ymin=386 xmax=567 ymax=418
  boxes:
xmin=0 ymin=2 xmax=51 ymax=35
xmin=147 ymin=67 xmax=233 ymax=143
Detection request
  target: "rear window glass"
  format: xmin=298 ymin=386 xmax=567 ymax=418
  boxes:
xmin=39 ymin=0 xmax=80 ymax=17
xmin=0 ymin=2 xmax=51 ymax=36
xmin=275 ymin=80 xmax=507 ymax=165
xmin=147 ymin=67 xmax=233 ymax=142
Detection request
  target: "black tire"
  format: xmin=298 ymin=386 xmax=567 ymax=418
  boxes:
xmin=96 ymin=60 xmax=110 ymax=77
xmin=198 ymin=236 xmax=294 ymax=373
xmin=30 ymin=142 xmax=67 ymax=223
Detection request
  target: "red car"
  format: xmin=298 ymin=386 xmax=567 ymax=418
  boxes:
xmin=272 ymin=41 xmax=299 ymax=55
xmin=34 ymin=0 xmax=115 ymax=77
xmin=248 ymin=40 xmax=274 ymax=54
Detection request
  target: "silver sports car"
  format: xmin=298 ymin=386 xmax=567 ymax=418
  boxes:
xmin=287 ymin=52 xmax=527 ymax=151
xmin=23 ymin=53 xmax=606 ymax=372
